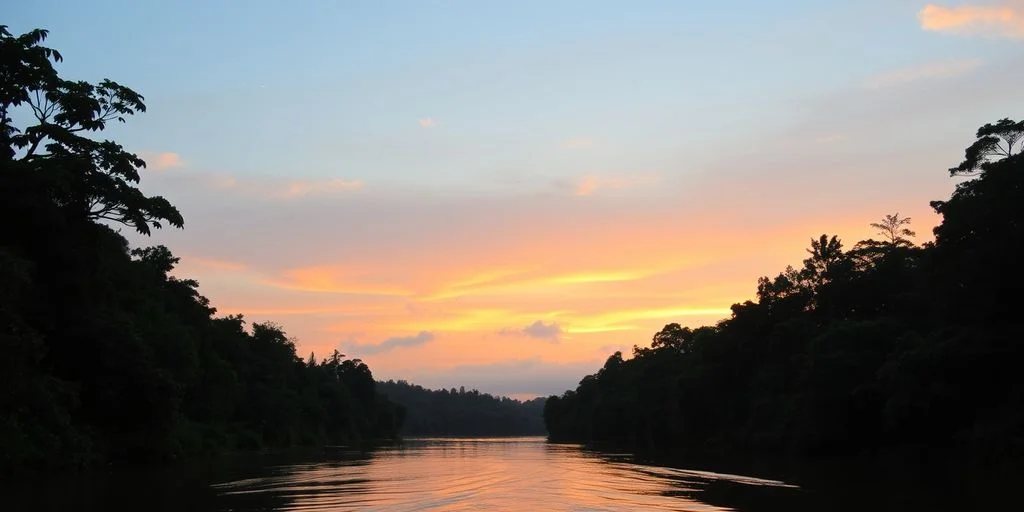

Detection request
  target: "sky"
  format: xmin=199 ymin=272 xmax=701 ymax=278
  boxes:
xmin=8 ymin=1 xmax=1024 ymax=399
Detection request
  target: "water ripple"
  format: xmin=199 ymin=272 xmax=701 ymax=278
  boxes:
xmin=210 ymin=438 xmax=799 ymax=511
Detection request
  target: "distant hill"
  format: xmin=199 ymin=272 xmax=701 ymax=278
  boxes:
xmin=377 ymin=380 xmax=546 ymax=437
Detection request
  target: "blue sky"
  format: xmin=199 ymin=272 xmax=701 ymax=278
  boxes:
xmin=7 ymin=1 xmax=1024 ymax=396
xmin=12 ymin=0 xmax=1010 ymax=191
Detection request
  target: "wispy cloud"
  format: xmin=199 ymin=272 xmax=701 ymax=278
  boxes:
xmin=262 ymin=265 xmax=412 ymax=296
xmin=142 ymin=151 xmax=183 ymax=171
xmin=574 ymin=175 xmax=602 ymax=196
xmin=499 ymin=320 xmax=563 ymax=341
xmin=418 ymin=117 xmax=436 ymax=128
xmin=422 ymin=267 xmax=657 ymax=302
xmin=142 ymin=167 xmax=364 ymax=200
xmin=919 ymin=3 xmax=1024 ymax=38
xmin=564 ymin=173 xmax=659 ymax=197
xmin=565 ymin=306 xmax=733 ymax=335
xmin=345 ymin=331 xmax=435 ymax=355
xmin=863 ymin=58 xmax=983 ymax=89
xmin=283 ymin=178 xmax=364 ymax=198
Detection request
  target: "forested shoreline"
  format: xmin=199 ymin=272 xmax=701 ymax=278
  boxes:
xmin=1 ymin=27 xmax=406 ymax=474
xmin=544 ymin=118 xmax=1024 ymax=465
xmin=377 ymin=380 xmax=545 ymax=437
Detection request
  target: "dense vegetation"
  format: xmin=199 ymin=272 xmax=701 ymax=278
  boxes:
xmin=378 ymin=380 xmax=545 ymax=436
xmin=0 ymin=27 xmax=403 ymax=474
xmin=545 ymin=118 xmax=1024 ymax=462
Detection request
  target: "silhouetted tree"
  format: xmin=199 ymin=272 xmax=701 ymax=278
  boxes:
xmin=1 ymin=26 xmax=182 ymax=235
xmin=545 ymin=117 xmax=1024 ymax=464
xmin=948 ymin=118 xmax=1023 ymax=176
xmin=0 ymin=27 xmax=402 ymax=475
xmin=376 ymin=380 xmax=545 ymax=436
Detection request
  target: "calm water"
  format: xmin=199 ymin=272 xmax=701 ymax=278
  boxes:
xmin=8 ymin=437 xmax=1015 ymax=511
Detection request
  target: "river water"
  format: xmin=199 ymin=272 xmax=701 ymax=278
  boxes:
xmin=8 ymin=437 xmax=1014 ymax=511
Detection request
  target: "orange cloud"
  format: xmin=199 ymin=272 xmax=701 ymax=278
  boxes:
xmin=422 ymin=267 xmax=662 ymax=301
xmin=142 ymin=151 xmax=183 ymax=170
xmin=863 ymin=59 xmax=982 ymax=89
xmin=919 ymin=3 xmax=1024 ymax=37
xmin=418 ymin=117 xmax=436 ymax=128
xmin=564 ymin=306 xmax=734 ymax=335
xmin=262 ymin=265 xmax=413 ymax=296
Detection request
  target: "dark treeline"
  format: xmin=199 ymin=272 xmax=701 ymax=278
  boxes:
xmin=377 ymin=380 xmax=546 ymax=436
xmin=545 ymin=118 xmax=1024 ymax=462
xmin=0 ymin=27 xmax=402 ymax=474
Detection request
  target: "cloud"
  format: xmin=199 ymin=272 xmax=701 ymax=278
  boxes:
xmin=560 ymin=137 xmax=595 ymax=149
xmin=208 ymin=174 xmax=238 ymax=189
xmin=139 ymin=167 xmax=366 ymax=200
xmin=142 ymin=151 xmax=183 ymax=171
xmin=562 ymin=173 xmax=659 ymax=197
xmin=418 ymin=117 xmax=436 ymax=128
xmin=919 ymin=3 xmax=1024 ymax=38
xmin=863 ymin=59 xmax=983 ymax=89
xmin=283 ymin=178 xmax=363 ymax=198
xmin=262 ymin=265 xmax=412 ymax=296
xmin=345 ymin=331 xmax=435 ymax=355
xmin=574 ymin=175 xmax=601 ymax=196
xmin=523 ymin=320 xmax=562 ymax=339
xmin=565 ymin=306 xmax=733 ymax=334
xmin=423 ymin=268 xmax=655 ymax=302
xmin=499 ymin=320 xmax=563 ymax=341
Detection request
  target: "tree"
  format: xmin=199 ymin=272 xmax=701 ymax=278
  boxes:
xmin=948 ymin=118 xmax=1024 ymax=176
xmin=803 ymin=234 xmax=846 ymax=289
xmin=0 ymin=26 xmax=182 ymax=235
xmin=651 ymin=323 xmax=694 ymax=353
xmin=850 ymin=214 xmax=918 ymax=269
xmin=870 ymin=213 xmax=916 ymax=248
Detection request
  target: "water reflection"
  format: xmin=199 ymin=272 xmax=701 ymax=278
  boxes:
xmin=5 ymin=437 xmax=1015 ymax=511
xmin=211 ymin=438 xmax=795 ymax=511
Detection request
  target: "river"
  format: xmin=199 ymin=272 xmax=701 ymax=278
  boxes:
xmin=7 ymin=437 xmax=1014 ymax=511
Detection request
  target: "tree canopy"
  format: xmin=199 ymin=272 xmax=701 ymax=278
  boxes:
xmin=1 ymin=25 xmax=181 ymax=235
xmin=0 ymin=27 xmax=402 ymax=474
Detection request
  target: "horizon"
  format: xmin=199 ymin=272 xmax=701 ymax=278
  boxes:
xmin=8 ymin=1 xmax=1024 ymax=398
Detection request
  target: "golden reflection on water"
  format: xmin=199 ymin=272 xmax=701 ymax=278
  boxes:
xmin=212 ymin=437 xmax=796 ymax=511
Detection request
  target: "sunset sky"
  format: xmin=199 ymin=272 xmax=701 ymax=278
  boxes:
xmin=10 ymin=1 xmax=1024 ymax=398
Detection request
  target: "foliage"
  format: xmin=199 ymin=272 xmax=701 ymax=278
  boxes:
xmin=377 ymin=380 xmax=545 ymax=436
xmin=545 ymin=118 xmax=1024 ymax=462
xmin=0 ymin=27 xmax=401 ymax=474
xmin=1 ymin=26 xmax=181 ymax=235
